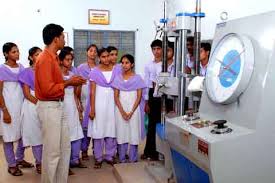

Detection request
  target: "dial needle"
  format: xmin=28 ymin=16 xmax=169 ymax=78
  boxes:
xmin=216 ymin=58 xmax=237 ymax=76
xmin=218 ymin=49 xmax=245 ymax=77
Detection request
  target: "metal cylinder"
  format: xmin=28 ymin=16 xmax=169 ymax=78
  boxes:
xmin=162 ymin=1 xmax=168 ymax=73
xmin=177 ymin=29 xmax=188 ymax=116
xmin=173 ymin=38 xmax=178 ymax=77
xmin=162 ymin=34 xmax=168 ymax=72
xmin=193 ymin=0 xmax=202 ymax=112
xmin=173 ymin=37 xmax=179 ymax=112
xmin=194 ymin=0 xmax=201 ymax=76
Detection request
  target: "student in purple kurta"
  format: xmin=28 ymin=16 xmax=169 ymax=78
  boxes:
xmin=19 ymin=47 xmax=43 ymax=174
xmin=87 ymin=47 xmax=117 ymax=169
xmin=77 ymin=44 xmax=98 ymax=160
xmin=112 ymin=54 xmax=146 ymax=163
xmin=0 ymin=42 xmax=33 ymax=176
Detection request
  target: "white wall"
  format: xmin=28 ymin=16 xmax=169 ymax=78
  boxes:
xmin=2 ymin=0 xmax=275 ymax=73
xmin=167 ymin=0 xmax=275 ymax=40
xmin=0 ymin=0 xmax=164 ymax=74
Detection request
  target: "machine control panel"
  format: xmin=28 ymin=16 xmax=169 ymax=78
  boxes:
xmin=166 ymin=115 xmax=254 ymax=175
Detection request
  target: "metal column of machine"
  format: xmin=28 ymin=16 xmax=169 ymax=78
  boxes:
xmin=191 ymin=0 xmax=205 ymax=112
xmin=161 ymin=0 xmax=168 ymax=125
xmin=193 ymin=0 xmax=202 ymax=76
xmin=176 ymin=27 xmax=188 ymax=116
xmin=173 ymin=37 xmax=179 ymax=112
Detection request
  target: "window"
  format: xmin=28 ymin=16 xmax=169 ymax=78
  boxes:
xmin=73 ymin=29 xmax=135 ymax=67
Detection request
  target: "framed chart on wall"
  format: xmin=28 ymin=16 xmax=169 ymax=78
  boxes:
xmin=88 ymin=9 xmax=110 ymax=25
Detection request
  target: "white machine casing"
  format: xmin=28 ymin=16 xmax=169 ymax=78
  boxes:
xmin=166 ymin=11 xmax=275 ymax=183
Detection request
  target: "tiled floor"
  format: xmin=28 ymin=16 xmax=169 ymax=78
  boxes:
xmin=0 ymin=139 xmax=148 ymax=183
xmin=114 ymin=162 xmax=155 ymax=183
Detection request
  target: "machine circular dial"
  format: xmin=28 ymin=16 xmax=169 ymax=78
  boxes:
xmin=206 ymin=33 xmax=254 ymax=104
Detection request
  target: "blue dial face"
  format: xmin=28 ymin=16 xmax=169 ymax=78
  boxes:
xmin=218 ymin=50 xmax=241 ymax=88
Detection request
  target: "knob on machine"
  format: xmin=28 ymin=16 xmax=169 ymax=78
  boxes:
xmin=211 ymin=120 xmax=233 ymax=134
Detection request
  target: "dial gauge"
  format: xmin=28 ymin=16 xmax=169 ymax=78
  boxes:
xmin=206 ymin=33 xmax=254 ymax=104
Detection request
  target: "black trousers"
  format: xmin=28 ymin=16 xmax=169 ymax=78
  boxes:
xmin=143 ymin=88 xmax=161 ymax=158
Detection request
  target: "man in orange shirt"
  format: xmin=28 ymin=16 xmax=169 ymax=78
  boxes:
xmin=35 ymin=23 xmax=86 ymax=183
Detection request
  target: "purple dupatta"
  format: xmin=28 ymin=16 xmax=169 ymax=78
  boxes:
xmin=111 ymin=74 xmax=147 ymax=140
xmin=113 ymin=64 xmax=122 ymax=75
xmin=0 ymin=63 xmax=24 ymax=82
xmin=89 ymin=67 xmax=117 ymax=87
xmin=18 ymin=67 xmax=35 ymax=90
xmin=77 ymin=63 xmax=91 ymax=80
